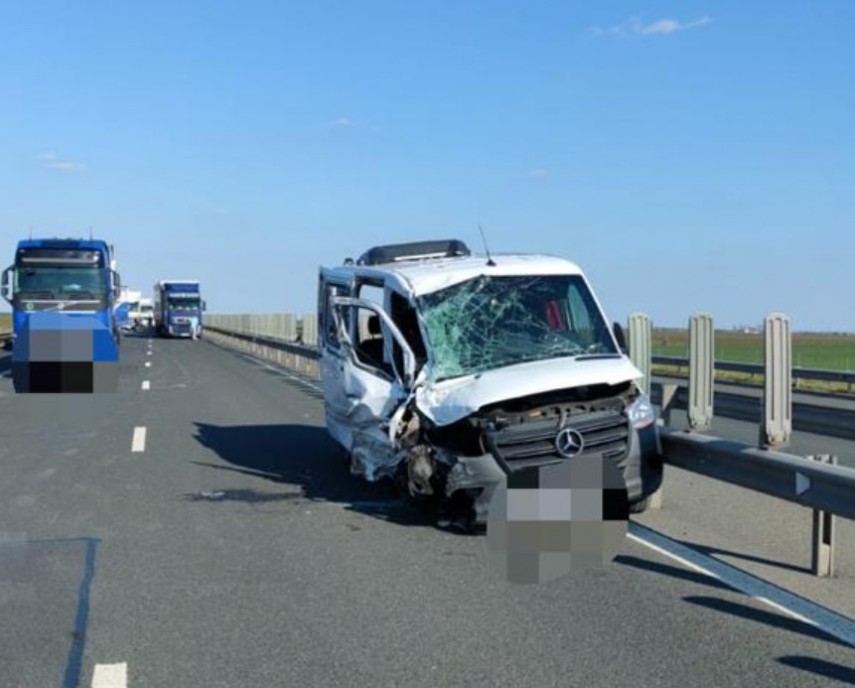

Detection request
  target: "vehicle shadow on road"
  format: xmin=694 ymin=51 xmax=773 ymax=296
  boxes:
xmin=682 ymin=541 xmax=811 ymax=574
xmin=777 ymin=656 xmax=855 ymax=683
xmin=613 ymin=555 xmax=735 ymax=593
xmin=684 ymin=595 xmax=853 ymax=649
xmin=191 ymin=422 xmax=434 ymax=528
xmin=0 ymin=352 xmax=11 ymax=376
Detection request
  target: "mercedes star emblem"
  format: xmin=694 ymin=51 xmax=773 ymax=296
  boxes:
xmin=555 ymin=427 xmax=585 ymax=459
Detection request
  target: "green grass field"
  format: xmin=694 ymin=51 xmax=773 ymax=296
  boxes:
xmin=652 ymin=328 xmax=855 ymax=394
xmin=653 ymin=329 xmax=855 ymax=371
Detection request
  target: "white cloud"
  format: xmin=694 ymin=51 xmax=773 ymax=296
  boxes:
xmin=39 ymin=152 xmax=86 ymax=172
xmin=333 ymin=116 xmax=355 ymax=127
xmin=527 ymin=168 xmax=549 ymax=180
xmin=591 ymin=15 xmax=711 ymax=37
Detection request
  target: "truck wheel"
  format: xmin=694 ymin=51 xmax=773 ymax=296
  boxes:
xmin=629 ymin=496 xmax=651 ymax=514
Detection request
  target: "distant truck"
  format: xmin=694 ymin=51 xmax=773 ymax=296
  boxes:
xmin=137 ymin=297 xmax=154 ymax=329
xmin=1 ymin=237 xmax=122 ymax=392
xmin=153 ymin=280 xmax=205 ymax=338
xmin=117 ymin=287 xmax=142 ymax=332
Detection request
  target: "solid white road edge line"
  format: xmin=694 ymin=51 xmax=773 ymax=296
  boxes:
xmin=236 ymin=353 xmax=322 ymax=393
xmin=628 ymin=521 xmax=855 ymax=646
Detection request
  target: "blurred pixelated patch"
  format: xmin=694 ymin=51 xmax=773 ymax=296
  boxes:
xmin=11 ymin=317 xmax=119 ymax=393
xmin=486 ymin=456 xmax=629 ymax=584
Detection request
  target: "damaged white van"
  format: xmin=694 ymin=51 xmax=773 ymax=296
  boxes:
xmin=318 ymin=240 xmax=663 ymax=527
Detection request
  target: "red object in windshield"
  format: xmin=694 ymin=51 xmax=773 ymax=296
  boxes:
xmin=546 ymin=300 xmax=564 ymax=330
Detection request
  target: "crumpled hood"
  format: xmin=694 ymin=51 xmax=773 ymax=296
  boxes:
xmin=414 ymin=355 xmax=642 ymax=426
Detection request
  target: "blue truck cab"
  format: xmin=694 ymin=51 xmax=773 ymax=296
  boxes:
xmin=153 ymin=280 xmax=205 ymax=338
xmin=1 ymin=237 xmax=122 ymax=392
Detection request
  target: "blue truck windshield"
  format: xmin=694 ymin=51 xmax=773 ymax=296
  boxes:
xmin=15 ymin=266 xmax=107 ymax=301
xmin=168 ymin=298 xmax=201 ymax=311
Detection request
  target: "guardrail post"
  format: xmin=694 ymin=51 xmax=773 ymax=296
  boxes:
xmin=809 ymin=454 xmax=836 ymax=577
xmin=659 ymin=382 xmax=679 ymax=427
xmin=650 ymin=381 xmax=678 ymax=511
xmin=688 ymin=313 xmax=715 ymax=431
xmin=628 ymin=313 xmax=652 ymax=395
xmin=761 ymin=313 xmax=792 ymax=449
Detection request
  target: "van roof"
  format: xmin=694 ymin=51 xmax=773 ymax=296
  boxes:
xmin=328 ymin=252 xmax=585 ymax=297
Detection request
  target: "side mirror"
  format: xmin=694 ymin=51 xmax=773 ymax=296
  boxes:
xmin=1 ymin=266 xmax=14 ymax=304
xmin=613 ymin=322 xmax=628 ymax=354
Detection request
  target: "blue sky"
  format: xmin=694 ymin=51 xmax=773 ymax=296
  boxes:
xmin=1 ymin=1 xmax=852 ymax=331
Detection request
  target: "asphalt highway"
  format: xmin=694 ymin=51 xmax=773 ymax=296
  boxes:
xmin=2 ymin=335 xmax=855 ymax=687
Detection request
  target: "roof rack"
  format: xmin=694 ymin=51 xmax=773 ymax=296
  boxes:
xmin=357 ymin=239 xmax=471 ymax=266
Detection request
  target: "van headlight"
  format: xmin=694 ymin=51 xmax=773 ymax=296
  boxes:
xmin=628 ymin=394 xmax=656 ymax=430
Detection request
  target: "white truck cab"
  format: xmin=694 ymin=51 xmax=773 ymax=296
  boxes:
xmin=138 ymin=298 xmax=154 ymax=329
xmin=319 ymin=240 xmax=663 ymax=528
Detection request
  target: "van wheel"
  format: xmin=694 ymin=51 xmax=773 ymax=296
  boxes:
xmin=629 ymin=496 xmax=651 ymax=514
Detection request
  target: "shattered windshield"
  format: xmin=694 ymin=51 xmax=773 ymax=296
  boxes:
xmin=417 ymin=274 xmax=617 ymax=381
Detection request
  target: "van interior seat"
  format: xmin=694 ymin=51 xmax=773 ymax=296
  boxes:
xmin=357 ymin=314 xmax=388 ymax=372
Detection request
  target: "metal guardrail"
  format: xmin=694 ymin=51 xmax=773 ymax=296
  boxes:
xmin=206 ymin=313 xmax=318 ymax=347
xmin=661 ymin=428 xmax=852 ymax=516
xmin=203 ymin=324 xmax=321 ymax=378
xmin=204 ymin=325 xmax=320 ymax=360
xmin=660 ymin=428 xmax=841 ymax=575
xmin=654 ymin=355 xmax=855 ymax=391
xmin=649 ymin=380 xmax=855 ymax=441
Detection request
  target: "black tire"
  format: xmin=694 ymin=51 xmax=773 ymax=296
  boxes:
xmin=629 ymin=496 xmax=651 ymax=514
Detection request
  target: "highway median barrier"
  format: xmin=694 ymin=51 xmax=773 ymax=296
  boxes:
xmin=205 ymin=314 xmax=320 ymax=378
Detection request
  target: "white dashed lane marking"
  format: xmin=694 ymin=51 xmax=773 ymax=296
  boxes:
xmin=91 ymin=662 xmax=127 ymax=687
xmin=131 ymin=427 xmax=147 ymax=453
